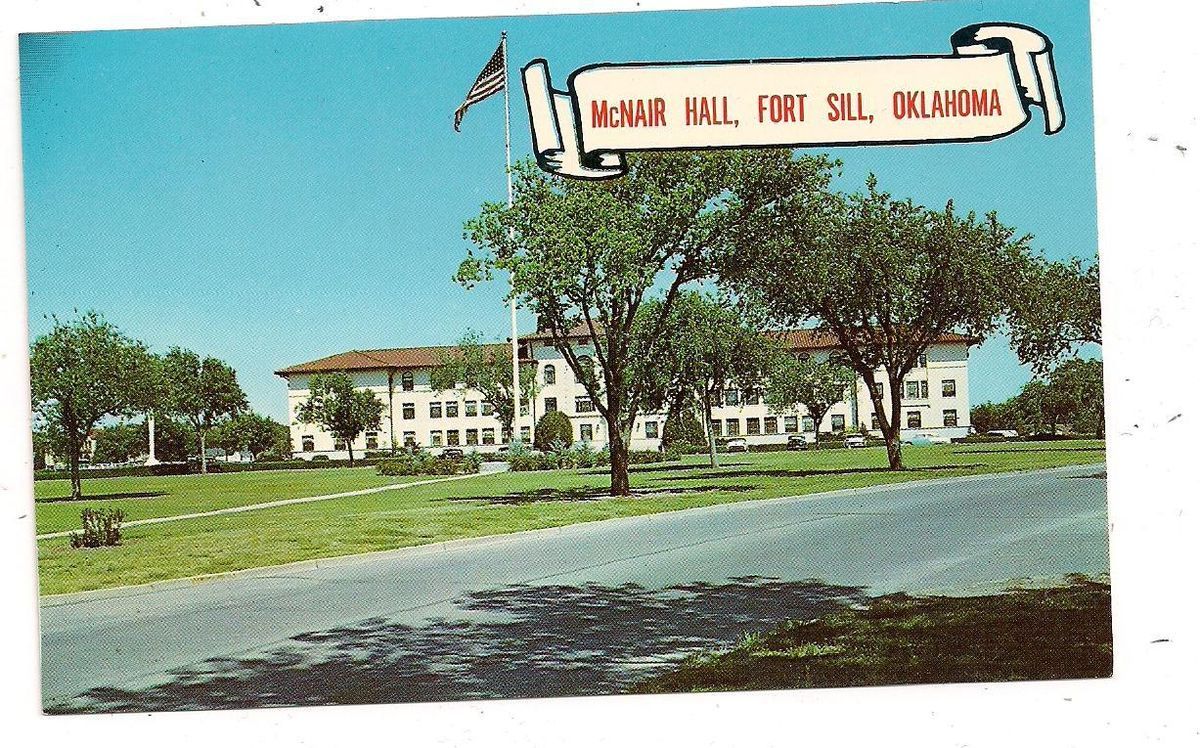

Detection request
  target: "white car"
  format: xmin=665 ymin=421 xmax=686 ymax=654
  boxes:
xmin=986 ymin=429 xmax=1020 ymax=440
xmin=844 ymin=434 xmax=866 ymax=449
xmin=904 ymin=431 xmax=952 ymax=446
xmin=725 ymin=438 xmax=749 ymax=453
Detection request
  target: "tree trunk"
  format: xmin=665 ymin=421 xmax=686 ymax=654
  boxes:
xmin=69 ymin=439 xmax=83 ymax=502
xmin=608 ymin=418 xmax=631 ymax=496
xmin=703 ymin=391 xmax=718 ymax=468
xmin=347 ymin=439 xmax=355 ymax=467
xmin=886 ymin=375 xmax=905 ymax=470
xmin=199 ymin=430 xmax=208 ymax=474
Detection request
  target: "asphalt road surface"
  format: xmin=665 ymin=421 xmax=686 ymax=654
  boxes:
xmin=40 ymin=463 xmax=1108 ymax=712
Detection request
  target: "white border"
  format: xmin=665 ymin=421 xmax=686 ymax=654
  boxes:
xmin=2 ymin=1 xmax=1198 ymax=745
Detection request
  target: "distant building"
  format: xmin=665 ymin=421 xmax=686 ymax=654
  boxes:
xmin=276 ymin=328 xmax=975 ymax=459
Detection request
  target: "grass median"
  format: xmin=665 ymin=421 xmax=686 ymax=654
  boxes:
xmin=36 ymin=441 xmax=1105 ymax=595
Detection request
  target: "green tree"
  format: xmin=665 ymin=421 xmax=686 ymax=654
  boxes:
xmin=212 ymin=412 xmax=290 ymax=459
xmin=764 ymin=353 xmax=855 ymax=449
xmin=661 ymin=410 xmax=707 ymax=453
xmin=295 ymin=372 xmax=384 ymax=466
xmin=969 ymin=402 xmax=1003 ymax=434
xmin=1048 ymin=357 xmax=1105 ymax=438
xmin=1007 ymin=256 xmax=1101 ymax=375
xmin=430 ymin=330 xmax=539 ymax=442
xmin=533 ymin=410 xmax=573 ymax=453
xmin=161 ymin=347 xmax=247 ymax=473
xmin=635 ymin=291 xmax=777 ymax=467
xmin=91 ymin=423 xmax=145 ymax=464
xmin=460 ymin=151 xmax=834 ymax=494
xmin=145 ymin=415 xmax=193 ymax=463
xmin=29 ymin=311 xmax=157 ymax=500
xmin=729 ymin=175 xmax=1031 ymax=470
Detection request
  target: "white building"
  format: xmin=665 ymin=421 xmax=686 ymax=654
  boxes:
xmin=276 ymin=328 xmax=975 ymax=459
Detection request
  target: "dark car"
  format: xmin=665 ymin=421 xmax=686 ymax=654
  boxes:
xmin=441 ymin=447 xmax=465 ymax=460
xmin=786 ymin=434 xmax=809 ymax=451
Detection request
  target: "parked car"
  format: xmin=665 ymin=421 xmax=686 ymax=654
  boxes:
xmin=986 ymin=429 xmax=1020 ymax=440
xmin=904 ymin=431 xmax=952 ymax=446
xmin=844 ymin=434 xmax=866 ymax=449
xmin=725 ymin=438 xmax=749 ymax=453
xmin=786 ymin=434 xmax=809 ymax=451
xmin=441 ymin=447 xmax=465 ymax=459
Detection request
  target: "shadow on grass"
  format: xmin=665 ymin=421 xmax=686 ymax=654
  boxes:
xmin=669 ymin=464 xmax=983 ymax=482
xmin=579 ymin=461 xmax=753 ymax=476
xmin=953 ymin=447 xmax=1105 ymax=454
xmin=438 ymin=484 xmax=759 ymax=505
xmin=49 ymin=576 xmax=864 ymax=714
xmin=36 ymin=491 xmax=168 ymax=503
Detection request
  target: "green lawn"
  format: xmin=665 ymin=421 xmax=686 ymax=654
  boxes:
xmin=34 ymin=468 xmax=427 ymax=535
xmin=36 ymin=441 xmax=1104 ymax=595
xmin=631 ymin=575 xmax=1112 ymax=693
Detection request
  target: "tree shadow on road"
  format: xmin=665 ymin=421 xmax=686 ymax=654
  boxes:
xmin=50 ymin=576 xmax=864 ymax=714
xmin=671 ymin=464 xmax=983 ymax=481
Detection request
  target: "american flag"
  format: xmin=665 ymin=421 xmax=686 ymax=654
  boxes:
xmin=453 ymin=40 xmax=506 ymax=132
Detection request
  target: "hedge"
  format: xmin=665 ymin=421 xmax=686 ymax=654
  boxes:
xmin=33 ymin=457 xmax=385 ymax=481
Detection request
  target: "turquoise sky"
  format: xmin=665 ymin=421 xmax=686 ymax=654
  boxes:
xmin=20 ymin=0 xmax=1097 ymax=421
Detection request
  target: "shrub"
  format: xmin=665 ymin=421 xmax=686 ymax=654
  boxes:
xmin=534 ymin=411 xmax=574 ymax=453
xmin=628 ymin=449 xmax=681 ymax=465
xmin=560 ymin=441 xmax=599 ymax=468
xmin=508 ymin=452 xmax=561 ymax=472
xmin=311 ymin=454 xmax=331 ymax=462
xmin=69 ymin=508 xmax=125 ymax=549
xmin=662 ymin=412 xmax=707 ymax=453
xmin=375 ymin=448 xmax=482 ymax=476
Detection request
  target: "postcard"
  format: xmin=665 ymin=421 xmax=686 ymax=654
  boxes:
xmin=21 ymin=0 xmax=1107 ymax=714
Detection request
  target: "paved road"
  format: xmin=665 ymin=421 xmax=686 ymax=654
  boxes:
xmin=40 ymin=464 xmax=1107 ymax=712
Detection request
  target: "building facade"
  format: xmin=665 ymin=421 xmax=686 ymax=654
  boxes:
xmin=276 ymin=330 xmax=975 ymax=459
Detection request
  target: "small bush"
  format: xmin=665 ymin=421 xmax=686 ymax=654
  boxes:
xmin=376 ymin=448 xmax=482 ymax=476
xmin=662 ymin=413 xmax=707 ymax=453
xmin=534 ymin=411 xmax=574 ymax=453
xmin=311 ymin=455 xmax=331 ymax=462
xmin=69 ymin=508 xmax=125 ymax=549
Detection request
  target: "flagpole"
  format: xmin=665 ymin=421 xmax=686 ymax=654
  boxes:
xmin=502 ymin=30 xmax=522 ymax=445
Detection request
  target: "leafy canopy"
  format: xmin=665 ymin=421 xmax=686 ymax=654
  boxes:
xmin=296 ymin=372 xmax=384 ymax=461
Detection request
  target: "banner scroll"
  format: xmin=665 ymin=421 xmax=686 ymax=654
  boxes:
xmin=522 ymin=23 xmax=1064 ymax=179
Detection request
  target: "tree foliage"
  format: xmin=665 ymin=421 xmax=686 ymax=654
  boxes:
xmin=295 ymin=372 xmax=384 ymax=465
xmin=972 ymin=357 xmax=1104 ymax=437
xmin=160 ymin=347 xmax=247 ymax=473
xmin=430 ymin=330 xmax=538 ymax=441
xmin=764 ymin=353 xmax=855 ymax=447
xmin=533 ymin=410 xmax=574 ymax=453
xmin=728 ymin=174 xmax=1032 ymax=469
xmin=461 ymin=152 xmax=835 ymax=492
xmin=211 ymin=412 xmax=291 ymax=459
xmin=1007 ymin=256 xmax=1101 ymax=375
xmin=91 ymin=423 xmax=144 ymax=464
xmin=29 ymin=311 xmax=157 ymax=499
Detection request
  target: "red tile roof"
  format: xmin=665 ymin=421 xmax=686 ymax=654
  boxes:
xmin=278 ymin=329 xmax=977 ymax=376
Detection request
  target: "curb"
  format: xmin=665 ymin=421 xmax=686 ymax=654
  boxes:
xmin=39 ymin=462 xmax=1104 ymax=607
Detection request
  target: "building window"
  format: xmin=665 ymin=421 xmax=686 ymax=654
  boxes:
xmin=301 ymin=435 xmax=314 ymax=452
xmin=831 ymin=414 xmax=845 ymax=433
xmin=402 ymin=403 xmax=415 ymax=420
xmin=746 ymin=418 xmax=761 ymax=435
xmin=801 ymin=415 xmax=815 ymax=432
xmin=580 ymin=424 xmax=594 ymax=442
xmin=743 ymin=391 xmax=760 ymax=406
xmin=334 ymin=439 xmax=347 ymax=451
xmin=871 ymin=414 xmax=879 ymax=430
xmin=905 ymin=381 xmax=919 ymax=399
xmin=466 ymin=429 xmax=479 ymax=446
xmin=482 ymin=428 xmax=495 ymax=445
xmin=447 ymin=430 xmax=460 ymax=446
xmin=917 ymin=353 xmax=928 ymax=368
xmin=725 ymin=419 xmax=740 ymax=437
xmin=764 ymin=417 xmax=778 ymax=435
xmin=576 ymin=356 xmax=594 ymax=383
xmin=710 ymin=420 xmax=722 ymax=437
xmin=544 ymin=397 xmax=558 ymax=413
xmin=942 ymin=379 xmax=956 ymax=397
xmin=403 ymin=431 xmax=416 ymax=448
xmin=907 ymin=411 xmax=922 ymax=428
xmin=544 ymin=364 xmax=556 ymax=385
xmin=401 ymin=371 xmax=414 ymax=391
xmin=943 ymin=409 xmax=959 ymax=427
xmin=784 ymin=416 xmax=798 ymax=433
xmin=446 ymin=401 xmax=459 ymax=419
xmin=429 ymin=402 xmax=442 ymax=419
xmin=365 ymin=431 xmax=379 ymax=450
xmin=482 ymin=402 xmax=495 ymax=416
xmin=430 ymin=431 xmax=443 ymax=447
xmin=466 ymin=401 xmax=478 ymax=417
xmin=645 ymin=421 xmax=659 ymax=439
xmin=724 ymin=389 xmax=740 ymax=407
xmin=520 ymin=399 xmax=530 ymax=417
xmin=521 ymin=426 xmax=531 ymax=442
xmin=921 ymin=380 xmax=929 ymax=399
xmin=575 ymin=396 xmax=596 ymax=413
